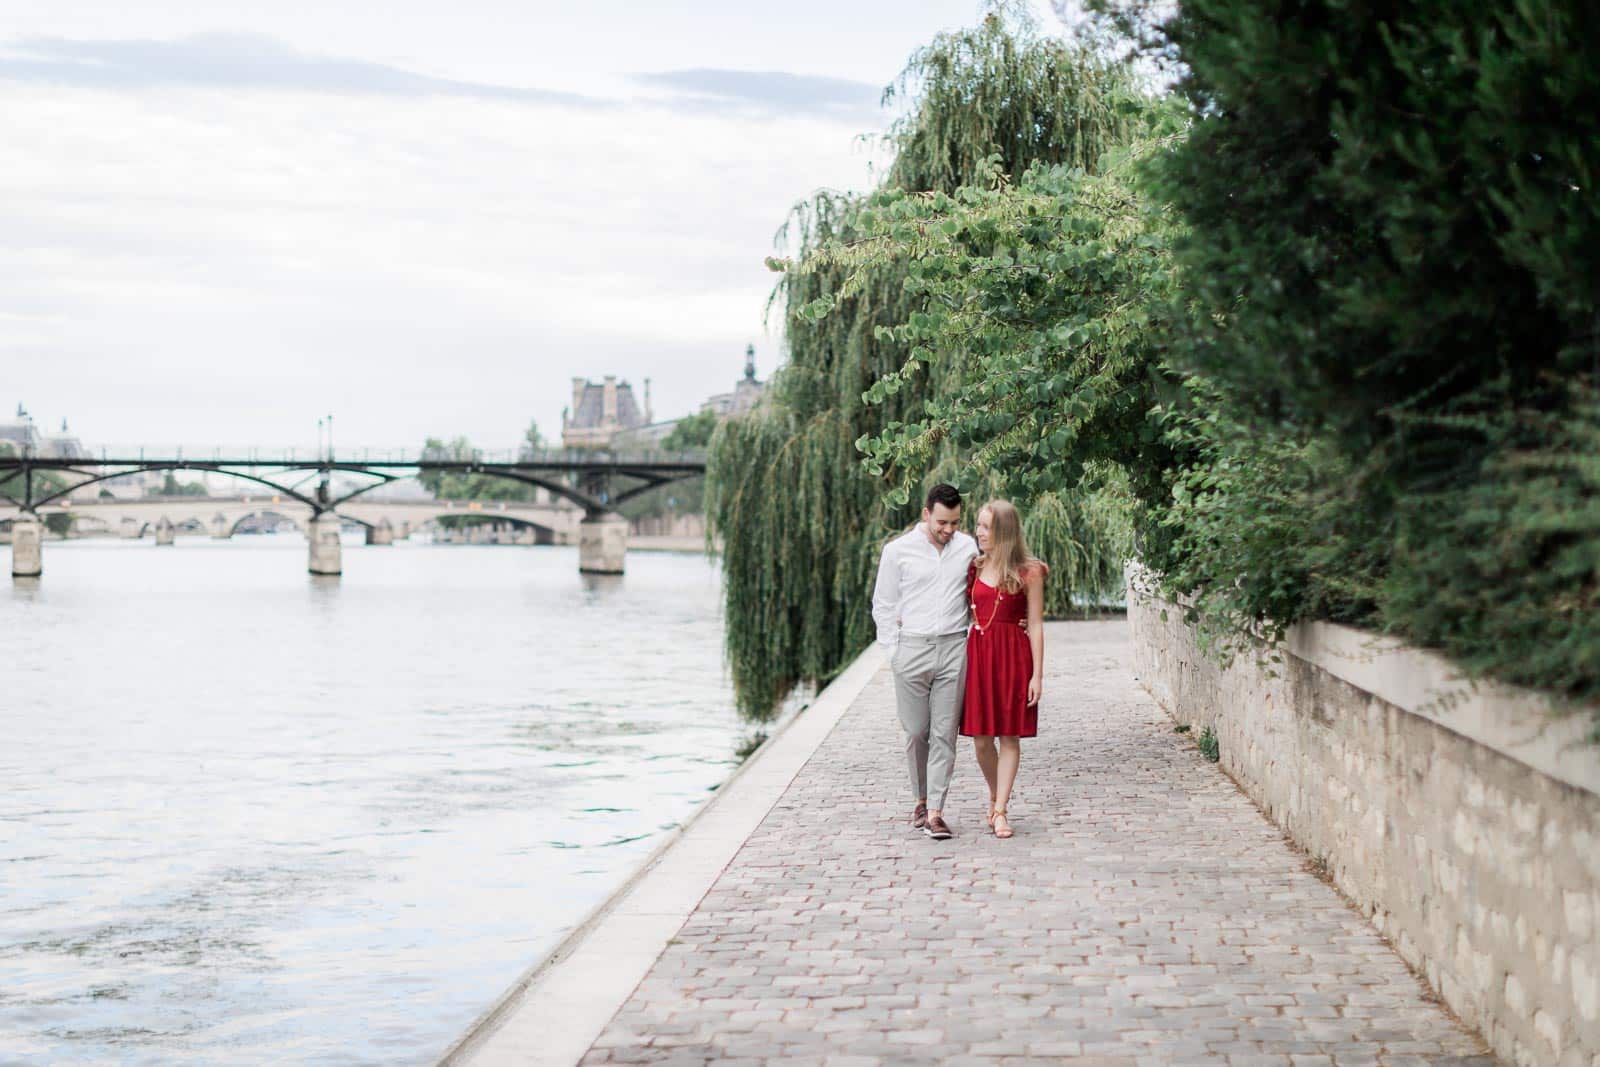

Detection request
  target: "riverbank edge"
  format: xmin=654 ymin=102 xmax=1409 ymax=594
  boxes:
xmin=629 ymin=535 xmax=713 ymax=553
xmin=436 ymin=642 xmax=887 ymax=1067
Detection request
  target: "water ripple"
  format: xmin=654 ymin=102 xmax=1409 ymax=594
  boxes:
xmin=0 ymin=541 xmax=740 ymax=1065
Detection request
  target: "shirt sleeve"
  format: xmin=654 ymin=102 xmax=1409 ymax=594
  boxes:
xmin=870 ymin=541 xmax=901 ymax=650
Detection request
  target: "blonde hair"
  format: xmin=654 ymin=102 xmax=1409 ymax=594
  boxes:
xmin=977 ymin=499 xmax=1046 ymax=593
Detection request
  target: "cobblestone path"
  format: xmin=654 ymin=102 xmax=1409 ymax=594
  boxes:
xmin=581 ymin=620 xmax=1492 ymax=1065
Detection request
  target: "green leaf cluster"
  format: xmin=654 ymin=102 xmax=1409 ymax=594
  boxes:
xmin=660 ymin=409 xmax=719 ymax=452
xmin=418 ymin=436 xmax=538 ymax=502
xmin=1131 ymin=0 xmax=1600 ymax=727
xmin=804 ymin=152 xmax=1184 ymax=617
xmin=0 ymin=441 xmax=75 ymax=508
xmin=821 ymin=151 xmax=1182 ymax=510
xmin=707 ymin=5 xmax=1151 ymax=719
xmin=152 ymin=473 xmax=209 ymax=497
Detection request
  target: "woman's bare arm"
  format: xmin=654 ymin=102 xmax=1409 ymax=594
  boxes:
xmin=1025 ymin=567 xmax=1045 ymax=705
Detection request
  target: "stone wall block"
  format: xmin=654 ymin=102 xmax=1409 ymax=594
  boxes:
xmin=1535 ymin=1009 xmax=1563 ymax=1057
xmin=1508 ymin=973 xmax=1529 ymax=1018
xmin=1573 ymin=952 xmax=1598 ymax=1023
xmin=1579 ymin=830 xmax=1600 ymax=881
xmin=1572 ymin=893 xmax=1597 ymax=943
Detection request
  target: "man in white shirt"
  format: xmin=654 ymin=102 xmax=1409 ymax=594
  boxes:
xmin=871 ymin=483 xmax=979 ymax=839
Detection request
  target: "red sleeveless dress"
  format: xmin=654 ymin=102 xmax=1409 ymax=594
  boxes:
xmin=961 ymin=561 xmax=1046 ymax=738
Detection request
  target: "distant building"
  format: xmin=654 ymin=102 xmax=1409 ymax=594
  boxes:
xmin=0 ymin=406 xmax=89 ymax=459
xmin=561 ymin=376 xmax=652 ymax=449
xmin=607 ymin=417 xmax=680 ymax=451
xmin=0 ymin=405 xmax=41 ymax=454
xmin=702 ymin=344 xmax=765 ymax=417
xmin=47 ymin=418 xmax=88 ymax=460
xmin=566 ymin=347 xmax=768 ymax=452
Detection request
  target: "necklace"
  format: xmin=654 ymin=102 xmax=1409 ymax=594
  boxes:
xmin=972 ymin=578 xmax=1004 ymax=634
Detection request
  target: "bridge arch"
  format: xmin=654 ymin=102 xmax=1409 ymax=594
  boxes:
xmin=418 ymin=512 xmax=557 ymax=545
xmin=122 ymin=514 xmax=200 ymax=538
xmin=227 ymin=510 xmax=307 ymax=538
xmin=21 ymin=463 xmax=323 ymax=512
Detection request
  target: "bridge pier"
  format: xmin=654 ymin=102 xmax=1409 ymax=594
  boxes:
xmin=211 ymin=513 xmax=231 ymax=540
xmin=309 ymin=513 xmax=342 ymax=575
xmin=154 ymin=518 xmax=176 ymax=546
xmin=579 ymin=511 xmax=627 ymax=575
xmin=366 ymin=518 xmax=394 ymax=546
xmin=11 ymin=513 xmax=42 ymax=578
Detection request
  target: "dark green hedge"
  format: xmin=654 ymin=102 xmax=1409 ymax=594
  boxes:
xmin=1139 ymin=0 xmax=1600 ymax=723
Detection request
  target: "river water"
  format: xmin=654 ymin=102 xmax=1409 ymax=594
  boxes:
xmin=0 ymin=536 xmax=748 ymax=1065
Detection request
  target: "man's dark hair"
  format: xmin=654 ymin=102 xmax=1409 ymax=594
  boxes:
xmin=925 ymin=483 xmax=962 ymax=512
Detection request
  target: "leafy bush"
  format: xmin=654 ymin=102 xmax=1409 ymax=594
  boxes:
xmin=1378 ymin=386 xmax=1600 ymax=707
xmin=1132 ymin=0 xmax=1600 ymax=724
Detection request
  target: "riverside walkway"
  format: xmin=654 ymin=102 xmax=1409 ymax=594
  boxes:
xmin=461 ymin=620 xmax=1492 ymax=1066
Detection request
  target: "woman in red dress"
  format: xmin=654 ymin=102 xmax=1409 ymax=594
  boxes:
xmin=960 ymin=499 xmax=1047 ymax=839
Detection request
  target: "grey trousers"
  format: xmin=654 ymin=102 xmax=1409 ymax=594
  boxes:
xmin=891 ymin=632 xmax=967 ymax=810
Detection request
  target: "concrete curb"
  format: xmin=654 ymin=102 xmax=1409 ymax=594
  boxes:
xmin=436 ymin=643 xmax=887 ymax=1067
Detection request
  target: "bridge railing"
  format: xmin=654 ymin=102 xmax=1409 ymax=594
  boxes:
xmin=12 ymin=445 xmax=709 ymax=467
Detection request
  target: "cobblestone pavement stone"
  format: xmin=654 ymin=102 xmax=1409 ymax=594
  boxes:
xmin=580 ymin=620 xmax=1493 ymax=1065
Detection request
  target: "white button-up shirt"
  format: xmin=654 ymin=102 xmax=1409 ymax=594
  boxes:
xmin=871 ymin=526 xmax=979 ymax=650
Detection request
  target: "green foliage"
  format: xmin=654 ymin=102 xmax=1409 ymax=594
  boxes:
xmin=835 ymin=158 xmax=1179 ymax=501
xmin=1148 ymin=378 xmax=1388 ymax=657
xmin=419 ymin=436 xmax=537 ymax=502
xmin=709 ymin=7 xmax=1150 ymax=719
xmin=152 ymin=473 xmax=208 ymax=497
xmin=803 ymin=143 xmax=1192 ymax=611
xmin=1197 ymin=725 xmax=1219 ymax=763
xmin=1378 ymin=385 xmax=1600 ymax=713
xmin=1020 ymin=482 xmax=1133 ymax=616
xmin=798 ymin=151 xmax=1188 ymax=614
xmin=617 ymin=476 xmax=704 ymax=522
xmin=1153 ymin=0 xmax=1598 ymax=434
xmin=883 ymin=5 xmax=1145 ymax=193
xmin=707 ymin=406 xmax=892 ymax=717
xmin=1129 ymin=0 xmax=1600 ymax=724
xmin=660 ymin=409 xmax=718 ymax=452
xmin=0 ymin=442 xmax=73 ymax=505
xmin=613 ymin=412 xmax=718 ymax=522
xmin=714 ymin=0 xmax=1600 ymax=729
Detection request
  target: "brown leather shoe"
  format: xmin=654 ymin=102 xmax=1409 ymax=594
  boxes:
xmin=924 ymin=813 xmax=952 ymax=839
xmin=911 ymin=802 xmax=928 ymax=830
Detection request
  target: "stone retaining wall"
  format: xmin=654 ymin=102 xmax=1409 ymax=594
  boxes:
xmin=1128 ymin=572 xmax=1600 ymax=1067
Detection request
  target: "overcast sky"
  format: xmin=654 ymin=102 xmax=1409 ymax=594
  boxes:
xmin=2 ymin=1 xmax=1060 ymax=455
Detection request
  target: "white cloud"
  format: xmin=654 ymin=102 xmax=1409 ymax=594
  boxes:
xmin=0 ymin=77 xmax=892 ymax=450
xmin=0 ymin=0 xmax=1066 ymax=452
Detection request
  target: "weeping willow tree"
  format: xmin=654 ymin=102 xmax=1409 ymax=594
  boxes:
xmin=707 ymin=6 xmax=1152 ymax=720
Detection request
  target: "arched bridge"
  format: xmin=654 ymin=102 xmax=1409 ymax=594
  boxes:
xmin=41 ymin=495 xmax=582 ymax=544
xmin=0 ymin=448 xmax=705 ymax=579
